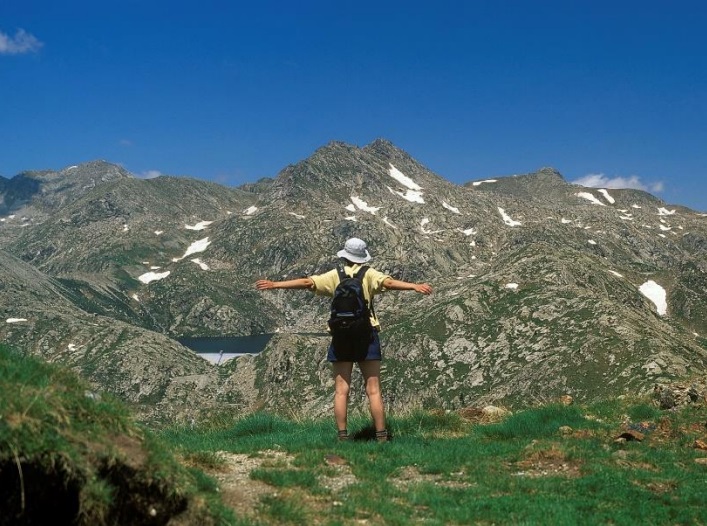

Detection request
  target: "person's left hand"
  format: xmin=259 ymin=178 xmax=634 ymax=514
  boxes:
xmin=414 ymin=283 xmax=433 ymax=295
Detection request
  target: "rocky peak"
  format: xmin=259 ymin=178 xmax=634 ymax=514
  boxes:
xmin=268 ymin=139 xmax=452 ymax=205
xmin=20 ymin=160 xmax=131 ymax=183
xmin=0 ymin=161 xmax=135 ymax=232
xmin=532 ymin=167 xmax=565 ymax=182
xmin=363 ymin=137 xmax=399 ymax=155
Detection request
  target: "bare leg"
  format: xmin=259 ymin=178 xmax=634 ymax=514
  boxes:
xmin=332 ymin=361 xmax=354 ymax=432
xmin=358 ymin=360 xmax=386 ymax=432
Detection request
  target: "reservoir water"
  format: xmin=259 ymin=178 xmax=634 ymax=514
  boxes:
xmin=178 ymin=334 xmax=275 ymax=365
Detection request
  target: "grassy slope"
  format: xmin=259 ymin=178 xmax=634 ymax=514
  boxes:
xmin=0 ymin=344 xmax=233 ymax=526
xmin=162 ymin=401 xmax=707 ymax=525
xmin=3 ymin=341 xmax=707 ymax=525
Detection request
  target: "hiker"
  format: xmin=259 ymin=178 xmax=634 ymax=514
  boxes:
xmin=255 ymin=237 xmax=433 ymax=442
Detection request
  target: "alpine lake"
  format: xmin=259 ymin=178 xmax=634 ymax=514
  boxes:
xmin=178 ymin=334 xmax=275 ymax=365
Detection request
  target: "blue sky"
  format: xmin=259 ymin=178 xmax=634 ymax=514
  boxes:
xmin=2 ymin=1 xmax=706 ymax=211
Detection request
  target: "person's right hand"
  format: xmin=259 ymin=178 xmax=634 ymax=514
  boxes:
xmin=255 ymin=280 xmax=275 ymax=290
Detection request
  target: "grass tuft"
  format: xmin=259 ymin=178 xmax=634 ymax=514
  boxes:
xmin=227 ymin=412 xmax=291 ymax=438
xmin=478 ymin=403 xmax=598 ymax=439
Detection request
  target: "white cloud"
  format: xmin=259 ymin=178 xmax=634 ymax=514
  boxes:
xmin=0 ymin=29 xmax=43 ymax=55
xmin=572 ymin=173 xmax=663 ymax=193
xmin=649 ymin=181 xmax=664 ymax=193
xmin=137 ymin=170 xmax=162 ymax=179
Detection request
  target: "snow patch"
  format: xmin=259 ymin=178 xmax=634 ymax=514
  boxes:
xmin=588 ymin=240 xmax=597 ymax=245
xmin=350 ymin=196 xmax=380 ymax=214
xmin=608 ymin=270 xmax=624 ymax=278
xmin=6 ymin=318 xmax=28 ymax=323
xmin=122 ymin=224 xmax=129 ymax=232
xmin=388 ymin=164 xmax=421 ymax=190
xmin=659 ymin=225 xmax=672 ymax=231
xmin=576 ymin=192 xmax=605 ymax=206
xmin=561 ymin=218 xmax=572 ymax=224
xmin=138 ymin=271 xmax=171 ymax=284
xmin=458 ymin=227 xmax=476 ymax=236
xmin=598 ymin=189 xmax=615 ymax=204
xmin=387 ymin=186 xmax=425 ymax=204
xmin=191 ymin=258 xmax=209 ymax=270
xmin=420 ymin=218 xmax=443 ymax=235
xmin=498 ymin=208 xmax=521 ymax=227
xmin=632 ymin=204 xmax=642 ymax=209
xmin=345 ymin=204 xmax=356 ymax=212
xmin=173 ymin=237 xmax=211 ymax=261
xmin=289 ymin=212 xmax=306 ymax=219
xmin=185 ymin=221 xmax=213 ymax=231
xmin=131 ymin=294 xmax=140 ymax=302
xmin=657 ymin=207 xmax=676 ymax=216
xmin=383 ymin=217 xmax=397 ymax=229
xmin=154 ymin=230 xmax=163 ymax=235
xmin=505 ymin=283 xmax=519 ymax=290
xmin=639 ymin=280 xmax=668 ymax=316
xmin=244 ymin=206 xmax=258 ymax=215
xmin=442 ymin=202 xmax=461 ymax=214
xmin=472 ymin=179 xmax=498 ymax=186
xmin=345 ymin=216 xmax=357 ymax=222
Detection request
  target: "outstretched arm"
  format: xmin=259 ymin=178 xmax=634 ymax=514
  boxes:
xmin=382 ymin=278 xmax=433 ymax=295
xmin=255 ymin=277 xmax=314 ymax=291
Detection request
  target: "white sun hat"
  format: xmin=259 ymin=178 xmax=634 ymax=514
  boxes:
xmin=336 ymin=237 xmax=372 ymax=263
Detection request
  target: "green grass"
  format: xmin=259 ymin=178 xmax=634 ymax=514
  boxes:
xmin=479 ymin=403 xmax=598 ymax=439
xmin=161 ymin=399 xmax=707 ymax=525
xmin=5 ymin=341 xmax=707 ymax=525
xmin=0 ymin=344 xmax=233 ymax=525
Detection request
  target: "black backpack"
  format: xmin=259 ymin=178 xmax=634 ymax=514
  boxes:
xmin=328 ymin=264 xmax=373 ymax=357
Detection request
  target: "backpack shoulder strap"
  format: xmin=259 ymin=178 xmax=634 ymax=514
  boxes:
xmin=354 ymin=265 xmax=369 ymax=281
xmin=335 ymin=263 xmax=348 ymax=283
xmin=354 ymin=266 xmax=372 ymax=313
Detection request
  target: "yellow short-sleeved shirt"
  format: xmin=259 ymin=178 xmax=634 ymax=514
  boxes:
xmin=310 ymin=264 xmax=390 ymax=329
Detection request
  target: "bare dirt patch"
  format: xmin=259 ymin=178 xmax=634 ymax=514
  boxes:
xmin=202 ymin=449 xmax=361 ymax=522
xmin=512 ymin=442 xmax=582 ymax=478
xmin=320 ymin=455 xmax=358 ymax=492
xmin=392 ymin=465 xmax=472 ymax=489
xmin=204 ymin=450 xmax=295 ymax=518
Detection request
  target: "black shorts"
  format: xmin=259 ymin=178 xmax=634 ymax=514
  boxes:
xmin=327 ymin=330 xmax=381 ymax=362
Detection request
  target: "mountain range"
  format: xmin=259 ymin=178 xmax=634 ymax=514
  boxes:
xmin=1 ymin=140 xmax=706 ymax=423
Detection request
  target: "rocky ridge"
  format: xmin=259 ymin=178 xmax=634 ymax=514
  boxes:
xmin=1 ymin=140 xmax=706 ymax=422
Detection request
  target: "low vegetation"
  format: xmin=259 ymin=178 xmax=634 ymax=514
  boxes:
xmin=0 ymin=344 xmax=232 ymax=525
xmin=3 ymin=342 xmax=707 ymax=525
xmin=163 ymin=397 xmax=707 ymax=525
